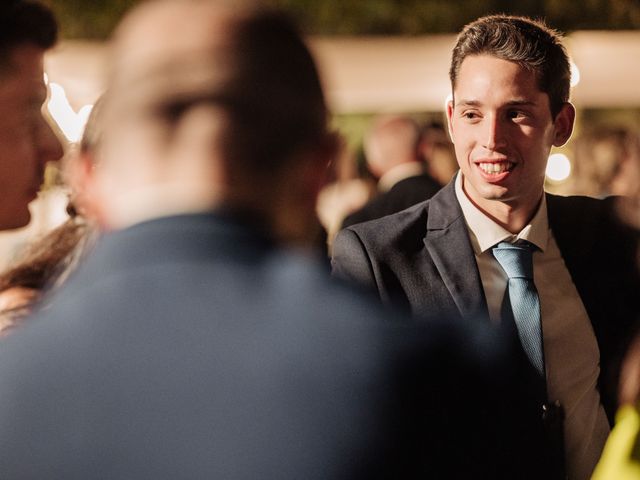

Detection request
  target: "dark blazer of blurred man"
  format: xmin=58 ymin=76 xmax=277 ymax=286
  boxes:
xmin=0 ymin=2 xmax=519 ymax=479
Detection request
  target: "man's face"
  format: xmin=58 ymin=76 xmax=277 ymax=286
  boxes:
xmin=446 ymin=54 xmax=573 ymax=213
xmin=0 ymin=44 xmax=63 ymax=229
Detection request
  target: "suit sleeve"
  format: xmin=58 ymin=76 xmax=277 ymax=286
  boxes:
xmin=331 ymin=228 xmax=378 ymax=293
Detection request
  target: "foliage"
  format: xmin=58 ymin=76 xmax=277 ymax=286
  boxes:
xmin=48 ymin=0 xmax=640 ymax=40
xmin=50 ymin=0 xmax=139 ymax=39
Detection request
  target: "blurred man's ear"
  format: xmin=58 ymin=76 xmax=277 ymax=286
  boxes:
xmin=304 ymin=131 xmax=342 ymax=200
xmin=65 ymin=149 xmax=100 ymax=222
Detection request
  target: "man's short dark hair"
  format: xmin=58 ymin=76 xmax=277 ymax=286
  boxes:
xmin=449 ymin=15 xmax=570 ymax=118
xmin=0 ymin=0 xmax=57 ymax=68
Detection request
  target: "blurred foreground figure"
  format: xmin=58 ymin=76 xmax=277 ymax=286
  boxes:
xmin=0 ymin=1 xmax=63 ymax=230
xmin=0 ymin=1 xmax=515 ymax=479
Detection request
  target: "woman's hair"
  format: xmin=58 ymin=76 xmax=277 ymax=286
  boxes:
xmin=0 ymin=217 xmax=93 ymax=294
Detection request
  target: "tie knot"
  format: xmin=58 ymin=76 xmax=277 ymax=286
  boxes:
xmin=492 ymin=241 xmax=535 ymax=280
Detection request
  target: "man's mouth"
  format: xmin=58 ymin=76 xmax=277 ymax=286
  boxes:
xmin=477 ymin=161 xmax=514 ymax=175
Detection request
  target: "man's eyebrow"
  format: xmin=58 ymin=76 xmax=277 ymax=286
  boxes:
xmin=455 ymin=99 xmax=481 ymax=107
xmin=505 ymin=100 xmax=537 ymax=107
xmin=454 ymin=99 xmax=538 ymax=108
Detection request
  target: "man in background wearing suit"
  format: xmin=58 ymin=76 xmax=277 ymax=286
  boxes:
xmin=341 ymin=115 xmax=442 ymax=228
xmin=0 ymin=1 xmax=518 ymax=478
xmin=0 ymin=1 xmax=63 ymax=231
xmin=333 ymin=14 xmax=640 ymax=480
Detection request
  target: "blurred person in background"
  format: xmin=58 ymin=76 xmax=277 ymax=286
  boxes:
xmin=0 ymin=97 xmax=105 ymax=334
xmin=570 ymin=126 xmax=640 ymax=199
xmin=0 ymin=1 xmax=517 ymax=478
xmin=333 ymin=14 xmax=640 ymax=479
xmin=592 ymin=332 xmax=640 ymax=479
xmin=0 ymin=1 xmax=63 ymax=231
xmin=0 ymin=217 xmax=89 ymax=335
xmin=418 ymin=121 xmax=458 ymax=187
xmin=341 ymin=115 xmax=441 ymax=228
xmin=589 ymin=131 xmax=640 ymax=480
xmin=315 ymin=136 xmax=374 ymax=250
xmin=569 ymin=126 xmax=640 ymax=230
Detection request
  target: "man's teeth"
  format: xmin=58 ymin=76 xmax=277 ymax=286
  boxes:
xmin=478 ymin=162 xmax=514 ymax=174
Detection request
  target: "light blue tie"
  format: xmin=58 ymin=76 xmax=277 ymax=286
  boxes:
xmin=492 ymin=241 xmax=545 ymax=378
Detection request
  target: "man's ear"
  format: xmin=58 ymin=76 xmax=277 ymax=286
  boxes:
xmin=552 ymin=102 xmax=575 ymax=147
xmin=446 ymin=97 xmax=455 ymax=144
xmin=65 ymin=149 xmax=98 ymax=218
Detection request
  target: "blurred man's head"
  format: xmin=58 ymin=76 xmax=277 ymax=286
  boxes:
xmin=0 ymin=1 xmax=63 ymax=229
xmin=95 ymin=0 xmax=337 ymax=245
xmin=364 ymin=115 xmax=422 ymax=180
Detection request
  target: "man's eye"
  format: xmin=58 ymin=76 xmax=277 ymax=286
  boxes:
xmin=508 ymin=110 xmax=526 ymax=120
xmin=463 ymin=111 xmax=478 ymax=119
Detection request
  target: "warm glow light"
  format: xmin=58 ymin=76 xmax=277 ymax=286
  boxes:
xmin=546 ymin=153 xmax=571 ymax=182
xmin=570 ymin=60 xmax=580 ymax=87
xmin=444 ymin=93 xmax=453 ymax=112
xmin=77 ymin=104 xmax=94 ymax=130
xmin=46 ymin=82 xmax=93 ymax=143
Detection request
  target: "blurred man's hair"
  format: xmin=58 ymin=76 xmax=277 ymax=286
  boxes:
xmin=449 ymin=14 xmax=570 ymax=118
xmin=121 ymin=2 xmax=330 ymax=177
xmin=0 ymin=1 xmax=57 ymax=71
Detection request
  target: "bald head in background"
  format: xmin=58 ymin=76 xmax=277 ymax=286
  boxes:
xmin=340 ymin=115 xmax=442 ymax=229
xmin=364 ymin=116 xmax=422 ymax=180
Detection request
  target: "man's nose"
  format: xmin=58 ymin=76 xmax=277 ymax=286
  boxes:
xmin=482 ymin=115 xmax=507 ymax=151
xmin=37 ymin=115 xmax=64 ymax=167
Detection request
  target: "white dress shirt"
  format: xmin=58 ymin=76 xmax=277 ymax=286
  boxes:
xmin=454 ymin=173 xmax=610 ymax=480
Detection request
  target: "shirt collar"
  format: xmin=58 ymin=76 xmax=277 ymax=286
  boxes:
xmin=454 ymin=172 xmax=549 ymax=254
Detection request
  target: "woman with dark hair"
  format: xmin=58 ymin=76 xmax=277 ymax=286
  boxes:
xmin=0 ymin=96 xmax=104 ymax=335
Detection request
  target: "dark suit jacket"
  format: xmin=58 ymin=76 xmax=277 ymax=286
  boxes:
xmin=332 ymin=178 xmax=640 ymax=426
xmin=0 ymin=212 xmax=517 ymax=479
xmin=341 ymin=173 xmax=442 ymax=228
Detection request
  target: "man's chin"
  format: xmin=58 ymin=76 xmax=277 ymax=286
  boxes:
xmin=467 ymin=182 xmax=511 ymax=204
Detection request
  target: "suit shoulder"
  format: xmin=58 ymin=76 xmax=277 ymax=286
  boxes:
xmin=547 ymin=192 xmax=607 ymax=209
xmin=345 ymin=199 xmax=431 ymax=242
xmin=548 ymin=193 xmax=634 ymax=229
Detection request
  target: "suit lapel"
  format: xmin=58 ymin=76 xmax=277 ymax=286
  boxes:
xmin=423 ymin=179 xmax=488 ymax=319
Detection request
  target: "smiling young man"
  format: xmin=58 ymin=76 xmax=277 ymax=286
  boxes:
xmin=0 ymin=1 xmax=63 ymax=230
xmin=333 ymin=15 xmax=640 ymax=480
